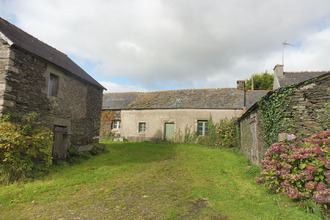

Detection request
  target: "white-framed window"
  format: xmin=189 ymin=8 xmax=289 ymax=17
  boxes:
xmin=197 ymin=120 xmax=208 ymax=136
xmin=112 ymin=120 xmax=121 ymax=129
xmin=48 ymin=73 xmax=59 ymax=96
xmin=138 ymin=122 xmax=146 ymax=133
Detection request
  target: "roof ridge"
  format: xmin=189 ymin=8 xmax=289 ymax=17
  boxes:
xmin=284 ymin=71 xmax=330 ymax=74
xmin=0 ymin=17 xmax=67 ymax=57
xmin=140 ymin=87 xmax=236 ymax=93
xmin=104 ymin=92 xmax=143 ymax=95
xmin=103 ymin=87 xmax=237 ymax=95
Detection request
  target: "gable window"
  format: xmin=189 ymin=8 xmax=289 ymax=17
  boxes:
xmin=138 ymin=122 xmax=146 ymax=133
xmin=112 ymin=120 xmax=121 ymax=129
xmin=48 ymin=73 xmax=59 ymax=96
xmin=197 ymin=120 xmax=208 ymax=136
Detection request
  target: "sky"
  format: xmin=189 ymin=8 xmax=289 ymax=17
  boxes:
xmin=1 ymin=0 xmax=330 ymax=92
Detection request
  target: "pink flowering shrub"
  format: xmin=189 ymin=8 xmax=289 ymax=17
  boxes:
xmin=257 ymin=130 xmax=330 ymax=205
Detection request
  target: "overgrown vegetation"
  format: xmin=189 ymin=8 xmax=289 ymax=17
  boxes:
xmin=100 ymin=110 xmax=116 ymax=139
xmin=257 ymin=131 xmax=330 ymax=218
xmin=245 ymin=71 xmax=274 ymax=90
xmin=196 ymin=118 xmax=239 ymax=148
xmin=0 ymin=112 xmax=53 ymax=185
xmin=0 ymin=142 xmax=318 ymax=219
xmin=183 ymin=126 xmax=198 ymax=144
xmin=258 ymin=84 xmax=297 ymax=148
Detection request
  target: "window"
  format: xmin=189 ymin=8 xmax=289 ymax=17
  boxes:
xmin=138 ymin=122 xmax=146 ymax=133
xmin=48 ymin=73 xmax=59 ymax=96
xmin=112 ymin=120 xmax=121 ymax=129
xmin=197 ymin=120 xmax=208 ymax=136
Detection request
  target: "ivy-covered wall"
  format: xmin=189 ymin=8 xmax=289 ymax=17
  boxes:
xmin=240 ymin=73 xmax=329 ymax=165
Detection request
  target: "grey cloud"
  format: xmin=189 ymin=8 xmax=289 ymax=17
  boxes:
xmin=1 ymin=0 xmax=330 ymax=91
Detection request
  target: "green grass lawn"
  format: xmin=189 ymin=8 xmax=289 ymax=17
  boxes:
xmin=0 ymin=142 xmax=318 ymax=219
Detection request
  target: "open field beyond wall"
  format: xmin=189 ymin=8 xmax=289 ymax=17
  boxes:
xmin=0 ymin=142 xmax=318 ymax=219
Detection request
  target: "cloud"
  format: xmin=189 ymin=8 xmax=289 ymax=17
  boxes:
xmin=1 ymin=0 xmax=330 ymax=91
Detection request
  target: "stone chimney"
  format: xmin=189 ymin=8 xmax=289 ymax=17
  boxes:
xmin=237 ymin=80 xmax=245 ymax=91
xmin=273 ymin=64 xmax=284 ymax=77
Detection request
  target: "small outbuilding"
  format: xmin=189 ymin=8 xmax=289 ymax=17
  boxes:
xmin=0 ymin=17 xmax=105 ymax=160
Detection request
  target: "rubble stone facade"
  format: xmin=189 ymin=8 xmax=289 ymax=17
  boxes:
xmin=239 ymin=73 xmax=329 ymax=165
xmin=0 ymin=38 xmax=103 ymax=160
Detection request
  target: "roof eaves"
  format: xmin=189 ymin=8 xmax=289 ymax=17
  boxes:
xmin=0 ymin=31 xmax=13 ymax=45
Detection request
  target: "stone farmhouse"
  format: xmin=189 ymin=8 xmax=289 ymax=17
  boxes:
xmin=102 ymin=81 xmax=268 ymax=142
xmin=240 ymin=65 xmax=330 ymax=165
xmin=0 ymin=17 xmax=105 ymax=160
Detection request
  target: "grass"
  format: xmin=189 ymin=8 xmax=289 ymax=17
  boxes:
xmin=0 ymin=142 xmax=319 ymax=219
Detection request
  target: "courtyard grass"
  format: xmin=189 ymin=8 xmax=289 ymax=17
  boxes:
xmin=0 ymin=142 xmax=318 ymax=219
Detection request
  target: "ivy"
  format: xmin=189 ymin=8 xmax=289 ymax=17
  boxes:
xmin=258 ymin=84 xmax=298 ymax=148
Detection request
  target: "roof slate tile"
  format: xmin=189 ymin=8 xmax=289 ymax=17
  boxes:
xmin=103 ymin=88 xmax=245 ymax=110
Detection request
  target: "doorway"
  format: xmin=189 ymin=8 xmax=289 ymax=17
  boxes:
xmin=53 ymin=125 xmax=68 ymax=162
xmin=164 ymin=123 xmax=175 ymax=141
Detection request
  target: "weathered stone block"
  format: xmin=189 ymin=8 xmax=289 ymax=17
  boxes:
xmin=75 ymin=144 xmax=94 ymax=153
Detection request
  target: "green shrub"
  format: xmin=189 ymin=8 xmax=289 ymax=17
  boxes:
xmin=184 ymin=126 xmax=197 ymax=144
xmin=198 ymin=118 xmax=238 ymax=148
xmin=90 ymin=144 xmax=106 ymax=155
xmin=0 ymin=112 xmax=53 ymax=184
xmin=104 ymin=131 xmax=116 ymax=141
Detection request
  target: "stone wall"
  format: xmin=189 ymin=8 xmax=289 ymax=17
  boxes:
xmin=240 ymin=73 xmax=330 ymax=165
xmin=99 ymin=110 xmax=121 ymax=139
xmin=239 ymin=107 xmax=266 ymax=165
xmin=278 ymin=74 xmax=330 ymax=140
xmin=0 ymin=39 xmax=18 ymax=114
xmin=4 ymin=46 xmax=49 ymax=115
xmin=0 ymin=43 xmax=103 ymax=158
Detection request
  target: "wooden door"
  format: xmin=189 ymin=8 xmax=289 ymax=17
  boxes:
xmin=165 ymin=123 xmax=175 ymax=141
xmin=53 ymin=126 xmax=67 ymax=162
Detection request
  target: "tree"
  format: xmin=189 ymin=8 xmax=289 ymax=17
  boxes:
xmin=245 ymin=71 xmax=274 ymax=90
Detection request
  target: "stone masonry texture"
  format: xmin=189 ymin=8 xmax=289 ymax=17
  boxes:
xmin=240 ymin=73 xmax=329 ymax=165
xmin=0 ymin=40 xmax=103 ymax=150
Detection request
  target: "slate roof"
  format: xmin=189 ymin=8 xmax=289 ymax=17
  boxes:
xmin=103 ymin=88 xmax=245 ymax=110
xmin=239 ymin=72 xmax=330 ymax=121
xmin=245 ymin=90 xmax=270 ymax=109
xmin=277 ymin=71 xmax=328 ymax=87
xmin=103 ymin=92 xmax=140 ymax=110
xmin=0 ymin=17 xmax=105 ymax=89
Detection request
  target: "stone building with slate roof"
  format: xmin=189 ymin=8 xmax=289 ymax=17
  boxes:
xmin=240 ymin=66 xmax=330 ymax=165
xmin=0 ymin=17 xmax=105 ymax=160
xmin=102 ymin=81 xmax=252 ymax=142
